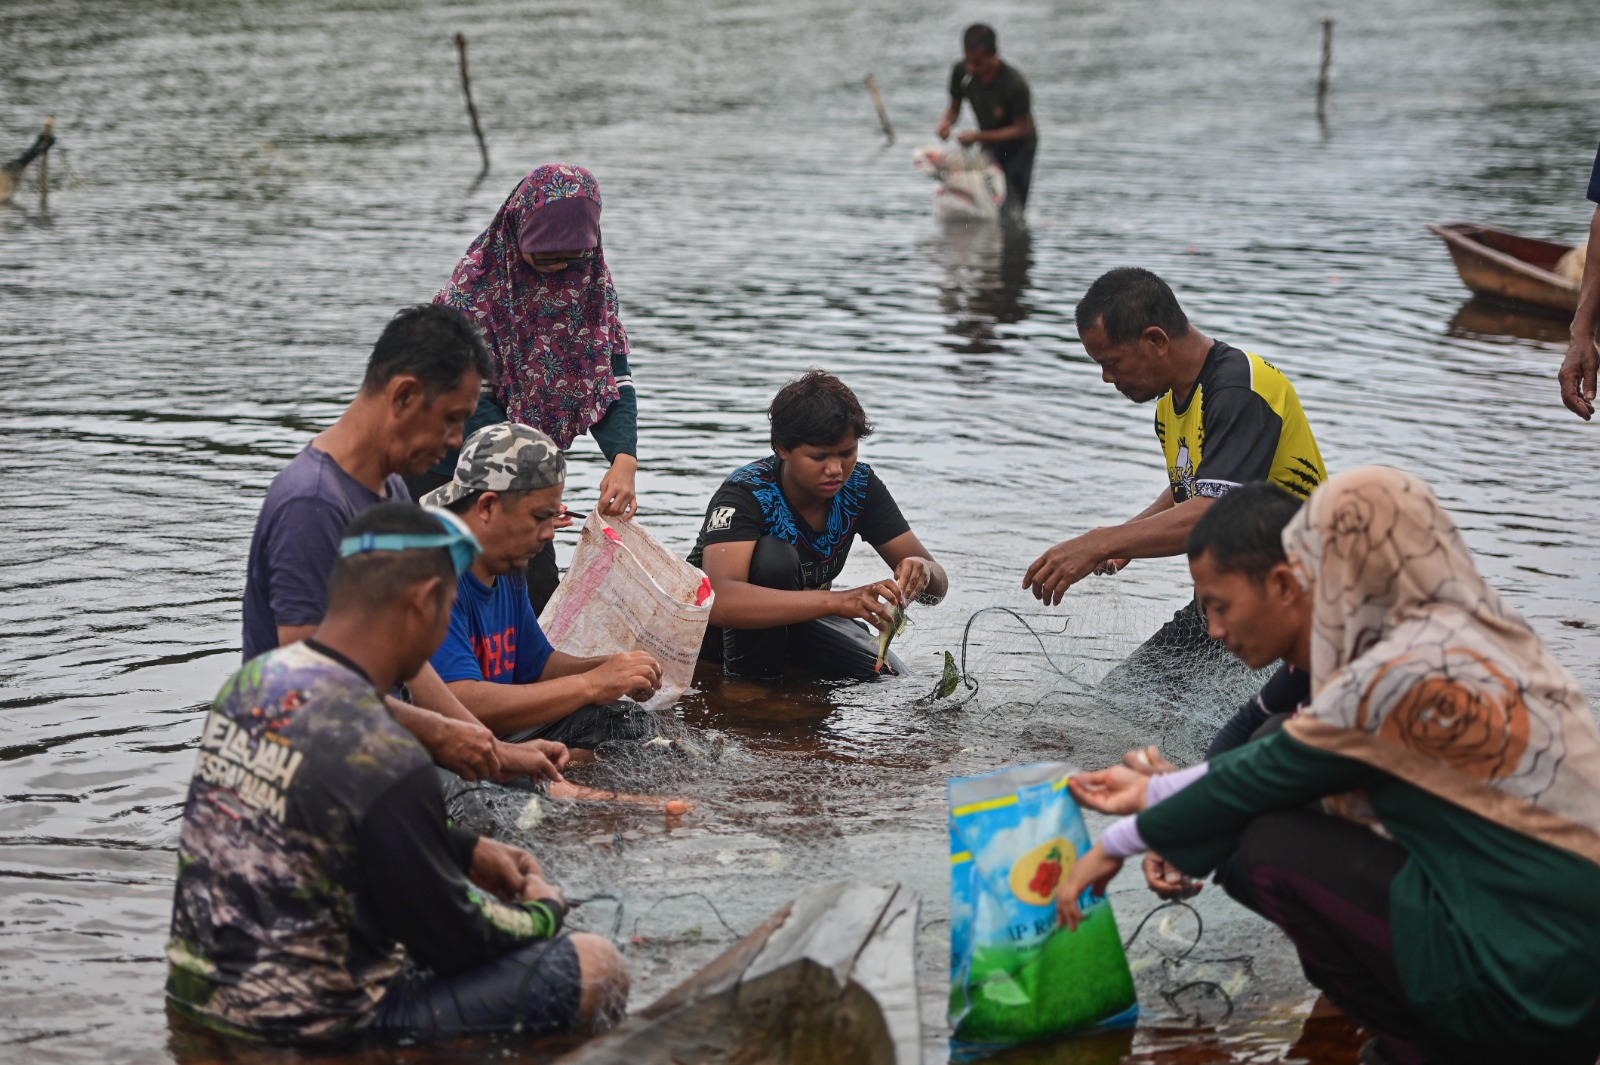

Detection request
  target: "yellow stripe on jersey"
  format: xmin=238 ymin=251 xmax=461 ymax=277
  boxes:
xmin=1155 ymin=347 xmax=1326 ymax=502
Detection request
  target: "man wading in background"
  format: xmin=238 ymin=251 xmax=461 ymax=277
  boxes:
xmin=239 ymin=304 xmax=566 ymax=785
xmin=424 ymin=423 xmax=663 ymax=756
xmin=937 ymin=23 xmax=1038 ymax=215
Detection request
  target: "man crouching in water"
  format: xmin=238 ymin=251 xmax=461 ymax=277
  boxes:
xmin=166 ymin=503 xmax=626 ymax=1045
xmin=689 ymin=370 xmax=948 ymax=681
xmin=1126 ymin=481 xmax=1313 ymax=901
xmin=424 ymin=423 xmax=663 ymax=758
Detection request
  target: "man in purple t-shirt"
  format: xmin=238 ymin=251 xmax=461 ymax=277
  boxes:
xmin=1557 ymin=141 xmax=1600 ymax=419
xmin=424 ymin=423 xmax=662 ymax=755
xmin=240 ymin=304 xmax=566 ymax=784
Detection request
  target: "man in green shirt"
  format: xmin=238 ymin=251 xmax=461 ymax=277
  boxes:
xmin=937 ymin=23 xmax=1038 ymax=213
xmin=1058 ymin=469 xmax=1600 ymax=1065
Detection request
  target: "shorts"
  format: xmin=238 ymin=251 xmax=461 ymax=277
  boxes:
xmin=368 ymin=935 xmax=583 ymax=1041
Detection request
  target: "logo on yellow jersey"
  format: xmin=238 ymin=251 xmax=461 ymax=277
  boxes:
xmin=1170 ymin=439 xmax=1197 ymax=500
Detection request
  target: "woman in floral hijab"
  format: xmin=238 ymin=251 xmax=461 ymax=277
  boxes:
xmin=1055 ymin=467 xmax=1600 ymax=1065
xmin=424 ymin=164 xmax=639 ymax=608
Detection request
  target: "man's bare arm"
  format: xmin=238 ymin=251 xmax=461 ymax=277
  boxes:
xmin=1095 ymin=495 xmax=1216 ymax=561
xmin=1558 ymin=206 xmax=1600 ymax=419
xmin=446 ymin=675 xmax=600 ymax=735
xmin=960 ymin=114 xmax=1034 ymax=146
xmin=937 ymin=99 xmax=961 ymax=139
xmin=276 ymin=624 xmax=316 ymax=647
xmin=1023 ymin=493 xmax=1213 ymax=607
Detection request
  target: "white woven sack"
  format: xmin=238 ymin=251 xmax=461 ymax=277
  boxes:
xmin=537 ymin=511 xmax=713 ymax=712
xmin=912 ymin=144 xmax=1007 ymax=222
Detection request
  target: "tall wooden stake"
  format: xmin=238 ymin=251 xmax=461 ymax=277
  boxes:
xmin=38 ymin=116 xmax=52 ymax=208
xmin=1316 ymin=19 xmax=1335 ymax=124
xmin=865 ymin=74 xmax=895 ymax=145
xmin=455 ymin=34 xmax=490 ymax=177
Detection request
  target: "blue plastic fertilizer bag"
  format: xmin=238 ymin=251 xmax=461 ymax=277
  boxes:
xmin=948 ymin=761 xmax=1138 ymax=1060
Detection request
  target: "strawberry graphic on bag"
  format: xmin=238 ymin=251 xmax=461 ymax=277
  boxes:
xmin=1028 ymin=845 xmax=1065 ymax=897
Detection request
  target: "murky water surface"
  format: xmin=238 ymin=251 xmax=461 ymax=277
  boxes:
xmin=3 ymin=0 xmax=1599 ymax=1061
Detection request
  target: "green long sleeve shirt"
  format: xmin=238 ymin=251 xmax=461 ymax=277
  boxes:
xmin=1138 ymin=731 xmax=1600 ymax=1061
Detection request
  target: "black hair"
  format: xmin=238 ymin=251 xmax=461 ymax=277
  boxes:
xmin=963 ymin=23 xmax=997 ymax=52
xmin=443 ymin=489 xmax=535 ymax=517
xmin=361 ymin=304 xmax=496 ymax=400
xmin=768 ymin=370 xmax=875 ymax=451
xmin=1186 ymin=482 xmax=1304 ymax=582
xmin=326 ymin=503 xmax=456 ymax=610
xmin=1074 ymin=267 xmax=1191 ymax=346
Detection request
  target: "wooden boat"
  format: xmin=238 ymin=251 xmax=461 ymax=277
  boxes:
xmin=556 ymin=880 xmax=922 ymax=1065
xmin=1429 ymin=222 xmax=1581 ymax=315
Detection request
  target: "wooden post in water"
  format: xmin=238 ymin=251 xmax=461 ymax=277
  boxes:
xmin=1 ymin=116 xmax=57 ymax=205
xmin=454 ymin=34 xmax=490 ymax=178
xmin=865 ymin=74 xmax=895 ymax=145
xmin=38 ymin=116 xmax=52 ymax=208
xmin=1316 ymin=19 xmax=1335 ymax=124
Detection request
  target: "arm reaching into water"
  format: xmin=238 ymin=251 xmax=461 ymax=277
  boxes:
xmin=359 ymin=766 xmax=565 ymax=976
xmin=1024 ymin=490 xmax=1216 ymax=605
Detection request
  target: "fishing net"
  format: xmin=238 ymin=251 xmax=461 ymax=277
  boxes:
xmin=918 ymin=585 xmax=1272 ymax=768
xmin=449 ymin=585 xmax=1290 ymax=1033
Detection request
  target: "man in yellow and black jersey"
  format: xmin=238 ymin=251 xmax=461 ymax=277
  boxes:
xmin=1023 ymin=268 xmax=1326 ymax=713
xmin=1025 ymin=267 xmax=1325 ymax=602
xmin=1155 ymin=347 xmax=1323 ymax=505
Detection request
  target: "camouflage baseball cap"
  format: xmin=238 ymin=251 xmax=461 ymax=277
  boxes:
xmin=420 ymin=423 xmax=566 ymax=508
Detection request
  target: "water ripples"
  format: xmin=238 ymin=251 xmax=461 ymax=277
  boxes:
xmin=3 ymin=0 xmax=1599 ymax=1059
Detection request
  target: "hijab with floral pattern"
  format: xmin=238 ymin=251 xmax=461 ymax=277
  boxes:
xmin=435 ymin=164 xmax=625 ymax=450
xmin=1280 ymin=466 xmax=1600 ymax=863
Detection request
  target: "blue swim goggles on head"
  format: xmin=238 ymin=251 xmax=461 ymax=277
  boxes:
xmin=339 ymin=506 xmax=482 ymax=576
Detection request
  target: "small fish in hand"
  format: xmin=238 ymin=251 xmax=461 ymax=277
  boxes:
xmin=875 ymin=604 xmax=909 ymax=674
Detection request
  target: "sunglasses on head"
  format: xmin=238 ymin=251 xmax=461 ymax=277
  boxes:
xmin=339 ymin=507 xmax=482 ymax=576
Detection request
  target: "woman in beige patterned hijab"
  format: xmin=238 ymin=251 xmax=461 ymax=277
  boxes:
xmin=1283 ymin=465 xmax=1600 ymax=855
xmin=1056 ymin=467 xmax=1600 ymax=1065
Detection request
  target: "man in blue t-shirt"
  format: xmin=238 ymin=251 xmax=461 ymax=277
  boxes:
xmin=423 ymin=423 xmax=662 ymax=754
xmin=240 ymin=305 xmax=566 ymax=785
xmin=1557 ymin=141 xmax=1600 ymax=420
